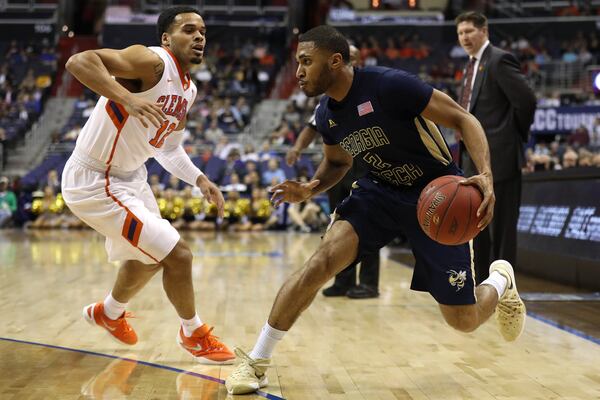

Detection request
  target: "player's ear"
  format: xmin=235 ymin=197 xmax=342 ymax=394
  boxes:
xmin=161 ymin=32 xmax=170 ymax=47
xmin=329 ymin=53 xmax=343 ymax=70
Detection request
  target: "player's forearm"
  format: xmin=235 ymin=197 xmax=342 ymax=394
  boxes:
xmin=293 ymin=126 xmax=318 ymax=152
xmin=459 ymin=113 xmax=493 ymax=177
xmin=155 ymin=145 xmax=203 ymax=187
xmin=66 ymin=51 xmax=132 ymax=104
xmin=310 ymin=159 xmax=351 ymax=197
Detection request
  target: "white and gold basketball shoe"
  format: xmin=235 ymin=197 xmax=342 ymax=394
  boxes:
xmin=490 ymin=260 xmax=526 ymax=341
xmin=225 ymin=348 xmax=270 ymax=395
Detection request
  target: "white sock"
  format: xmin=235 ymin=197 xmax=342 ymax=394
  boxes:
xmin=181 ymin=314 xmax=203 ymax=337
xmin=481 ymin=271 xmax=508 ymax=299
xmin=103 ymin=292 xmax=127 ymax=320
xmin=249 ymin=323 xmax=286 ymax=360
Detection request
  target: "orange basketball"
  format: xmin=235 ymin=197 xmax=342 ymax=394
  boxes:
xmin=417 ymin=175 xmax=483 ymax=245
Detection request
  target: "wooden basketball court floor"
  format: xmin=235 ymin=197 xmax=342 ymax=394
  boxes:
xmin=1 ymin=229 xmax=600 ymax=399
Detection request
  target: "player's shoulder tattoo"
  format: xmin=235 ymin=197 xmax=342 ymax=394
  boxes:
xmin=153 ymin=60 xmax=164 ymax=79
xmin=143 ymin=48 xmax=163 ymax=78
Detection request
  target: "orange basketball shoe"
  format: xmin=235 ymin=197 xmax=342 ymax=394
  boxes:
xmin=83 ymin=302 xmax=138 ymax=345
xmin=177 ymin=324 xmax=235 ymax=364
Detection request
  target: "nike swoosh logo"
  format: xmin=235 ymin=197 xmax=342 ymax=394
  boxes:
xmin=102 ymin=319 xmax=117 ymax=331
xmin=185 ymin=344 xmax=203 ymax=351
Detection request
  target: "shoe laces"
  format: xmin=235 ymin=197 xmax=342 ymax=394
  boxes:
xmin=231 ymin=348 xmax=270 ymax=377
xmin=197 ymin=326 xmax=226 ymax=351
xmin=497 ymin=296 xmax=524 ymax=316
xmin=115 ymin=312 xmax=136 ymax=333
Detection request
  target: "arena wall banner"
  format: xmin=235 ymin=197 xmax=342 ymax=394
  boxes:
xmin=517 ymin=168 xmax=600 ymax=289
xmin=530 ymin=106 xmax=600 ymax=134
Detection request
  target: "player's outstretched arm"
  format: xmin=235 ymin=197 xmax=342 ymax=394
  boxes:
xmin=155 ymin=116 xmax=224 ymax=216
xmin=421 ymin=89 xmax=495 ymax=229
xmin=271 ymin=143 xmax=351 ymax=207
xmin=66 ymin=45 xmax=166 ymax=128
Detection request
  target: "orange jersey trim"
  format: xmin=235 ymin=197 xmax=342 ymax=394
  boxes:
xmin=105 ymin=100 xmax=129 ymax=132
xmin=162 ymin=46 xmax=191 ymax=90
xmin=103 ymin=101 xmax=159 ymax=263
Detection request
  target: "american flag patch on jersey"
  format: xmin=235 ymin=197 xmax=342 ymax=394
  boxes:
xmin=357 ymin=101 xmax=374 ymax=116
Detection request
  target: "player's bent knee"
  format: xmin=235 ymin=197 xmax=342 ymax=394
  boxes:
xmin=440 ymin=305 xmax=478 ymax=333
xmin=447 ymin=318 xmax=477 ymax=333
xmin=147 ymin=263 xmax=162 ymax=273
xmin=300 ymin=250 xmax=336 ymax=288
xmin=163 ymin=240 xmax=193 ymax=270
xmin=314 ymin=245 xmax=342 ymax=275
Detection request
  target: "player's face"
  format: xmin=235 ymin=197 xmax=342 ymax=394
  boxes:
xmin=295 ymin=42 xmax=334 ymax=97
xmin=457 ymin=21 xmax=488 ymax=57
xmin=164 ymin=13 xmax=206 ymax=67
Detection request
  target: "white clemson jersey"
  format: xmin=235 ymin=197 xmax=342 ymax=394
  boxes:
xmin=74 ymin=46 xmax=197 ymax=172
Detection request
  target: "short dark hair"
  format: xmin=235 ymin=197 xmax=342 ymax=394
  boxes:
xmin=157 ymin=6 xmax=201 ymax=44
xmin=298 ymin=25 xmax=349 ymax=63
xmin=455 ymin=11 xmax=488 ymax=29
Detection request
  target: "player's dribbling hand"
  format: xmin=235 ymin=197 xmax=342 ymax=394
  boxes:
xmin=196 ymin=175 xmax=225 ymax=218
xmin=123 ymin=95 xmax=166 ymax=129
xmin=459 ymin=172 xmax=495 ymax=230
xmin=285 ymin=148 xmax=300 ymax=166
xmin=270 ymin=179 xmax=320 ymax=207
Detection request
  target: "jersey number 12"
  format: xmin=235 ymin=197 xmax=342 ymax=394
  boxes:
xmin=149 ymin=120 xmax=176 ymax=148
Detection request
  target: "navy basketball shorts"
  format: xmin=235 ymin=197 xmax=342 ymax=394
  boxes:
xmin=334 ymin=177 xmax=476 ymax=305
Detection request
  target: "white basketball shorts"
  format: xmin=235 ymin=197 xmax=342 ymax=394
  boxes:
xmin=61 ymin=152 xmax=180 ymax=264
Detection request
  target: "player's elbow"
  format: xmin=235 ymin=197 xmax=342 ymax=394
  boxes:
xmin=334 ymin=159 xmax=352 ymax=172
xmin=458 ymin=113 xmax=484 ymax=139
xmin=65 ymin=51 xmax=93 ymax=74
xmin=325 ymin=155 xmax=352 ymax=171
xmin=449 ymin=109 xmax=471 ymax=132
xmin=65 ymin=53 xmax=82 ymax=74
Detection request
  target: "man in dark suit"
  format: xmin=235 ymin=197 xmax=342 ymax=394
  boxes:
xmin=455 ymin=11 xmax=537 ymax=283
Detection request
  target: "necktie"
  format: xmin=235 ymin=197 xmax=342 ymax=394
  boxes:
xmin=456 ymin=57 xmax=477 ymax=166
xmin=459 ymin=57 xmax=477 ymax=110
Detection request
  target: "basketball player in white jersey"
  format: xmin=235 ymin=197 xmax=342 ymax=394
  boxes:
xmin=62 ymin=6 xmax=234 ymax=364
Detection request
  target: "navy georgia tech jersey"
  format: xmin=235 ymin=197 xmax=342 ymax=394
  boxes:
xmin=315 ymin=66 xmax=457 ymax=189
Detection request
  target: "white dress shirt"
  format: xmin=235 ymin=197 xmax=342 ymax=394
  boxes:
xmin=466 ymin=40 xmax=490 ymax=110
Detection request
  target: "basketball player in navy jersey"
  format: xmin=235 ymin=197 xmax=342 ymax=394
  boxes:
xmin=226 ymin=25 xmax=526 ymax=395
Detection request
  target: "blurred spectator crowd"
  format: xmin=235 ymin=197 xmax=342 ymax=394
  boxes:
xmin=0 ymin=159 xmax=330 ymax=232
xmin=0 ymin=39 xmax=56 ymax=167
xmin=53 ymin=36 xmax=281 ymax=145
xmin=3 ymin=25 xmax=600 ymax=231
xmin=346 ymin=29 xmax=600 ymax=106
